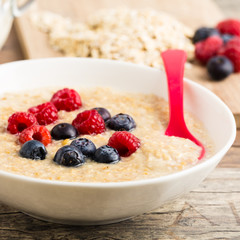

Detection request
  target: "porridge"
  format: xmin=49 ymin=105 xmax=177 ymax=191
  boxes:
xmin=0 ymin=87 xmax=214 ymax=182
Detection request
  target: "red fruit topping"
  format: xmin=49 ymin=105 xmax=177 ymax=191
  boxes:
xmin=28 ymin=102 xmax=58 ymax=125
xmin=19 ymin=125 xmax=51 ymax=146
xmin=108 ymin=131 xmax=140 ymax=157
xmin=7 ymin=112 xmax=37 ymax=134
xmin=217 ymin=19 xmax=240 ymax=36
xmin=218 ymin=37 xmax=240 ymax=72
xmin=51 ymin=88 xmax=82 ymax=112
xmin=195 ymin=36 xmax=223 ymax=64
xmin=72 ymin=109 xmax=105 ymax=135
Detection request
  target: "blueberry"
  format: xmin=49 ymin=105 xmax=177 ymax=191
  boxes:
xmin=19 ymin=140 xmax=47 ymax=160
xmin=221 ymin=34 xmax=234 ymax=44
xmin=106 ymin=113 xmax=136 ymax=131
xmin=94 ymin=145 xmax=121 ymax=164
xmin=193 ymin=27 xmax=220 ymax=43
xmin=71 ymin=138 xmax=96 ymax=159
xmin=53 ymin=145 xmax=85 ymax=167
xmin=93 ymin=107 xmax=111 ymax=122
xmin=51 ymin=123 xmax=78 ymax=140
xmin=207 ymin=56 xmax=234 ymax=80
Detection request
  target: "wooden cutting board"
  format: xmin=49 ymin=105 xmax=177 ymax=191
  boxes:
xmin=14 ymin=0 xmax=240 ymax=126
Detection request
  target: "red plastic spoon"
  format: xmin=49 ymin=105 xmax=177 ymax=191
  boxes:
xmin=161 ymin=49 xmax=205 ymax=160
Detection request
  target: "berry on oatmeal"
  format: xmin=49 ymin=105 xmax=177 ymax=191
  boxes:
xmin=72 ymin=109 xmax=105 ymax=135
xmin=19 ymin=125 xmax=52 ymax=146
xmin=94 ymin=145 xmax=121 ymax=164
xmin=93 ymin=107 xmax=111 ymax=122
xmin=108 ymin=131 xmax=140 ymax=157
xmin=53 ymin=145 xmax=85 ymax=167
xmin=217 ymin=19 xmax=240 ymax=37
xmin=195 ymin=36 xmax=223 ymax=64
xmin=218 ymin=37 xmax=240 ymax=72
xmin=19 ymin=140 xmax=47 ymax=160
xmin=193 ymin=27 xmax=220 ymax=43
xmin=106 ymin=113 xmax=136 ymax=131
xmin=7 ymin=112 xmax=37 ymax=134
xmin=28 ymin=102 xmax=58 ymax=125
xmin=71 ymin=138 xmax=96 ymax=159
xmin=207 ymin=56 xmax=234 ymax=80
xmin=51 ymin=123 xmax=78 ymax=140
xmin=51 ymin=88 xmax=82 ymax=112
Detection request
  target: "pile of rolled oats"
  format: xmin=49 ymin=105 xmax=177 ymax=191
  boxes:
xmin=31 ymin=8 xmax=194 ymax=68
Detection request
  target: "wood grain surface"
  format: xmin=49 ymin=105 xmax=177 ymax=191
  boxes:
xmin=0 ymin=167 xmax=239 ymax=240
xmin=13 ymin=0 xmax=240 ymax=127
xmin=0 ymin=0 xmax=240 ymax=239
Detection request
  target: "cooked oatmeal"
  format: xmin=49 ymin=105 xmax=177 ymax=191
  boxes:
xmin=0 ymin=87 xmax=214 ymax=182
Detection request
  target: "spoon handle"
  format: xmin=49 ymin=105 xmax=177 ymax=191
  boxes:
xmin=161 ymin=50 xmax=187 ymax=137
xmin=161 ymin=50 xmax=205 ymax=160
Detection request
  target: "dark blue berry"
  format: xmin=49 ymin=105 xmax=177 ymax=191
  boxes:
xmin=207 ymin=56 xmax=234 ymax=80
xmin=71 ymin=138 xmax=96 ymax=159
xmin=94 ymin=145 xmax=120 ymax=164
xmin=106 ymin=113 xmax=136 ymax=131
xmin=93 ymin=107 xmax=111 ymax=122
xmin=19 ymin=140 xmax=47 ymax=160
xmin=51 ymin=123 xmax=78 ymax=140
xmin=221 ymin=34 xmax=234 ymax=44
xmin=193 ymin=27 xmax=220 ymax=43
xmin=53 ymin=145 xmax=85 ymax=167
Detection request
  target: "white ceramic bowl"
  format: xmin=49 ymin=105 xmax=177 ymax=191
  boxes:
xmin=0 ymin=58 xmax=236 ymax=225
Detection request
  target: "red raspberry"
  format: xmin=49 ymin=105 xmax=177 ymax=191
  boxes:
xmin=7 ymin=112 xmax=37 ymax=134
xmin=195 ymin=36 xmax=223 ymax=64
xmin=72 ymin=109 xmax=105 ymax=135
xmin=51 ymin=88 xmax=82 ymax=112
xmin=19 ymin=125 xmax=51 ymax=146
xmin=108 ymin=131 xmax=141 ymax=157
xmin=217 ymin=19 xmax=240 ymax=36
xmin=218 ymin=37 xmax=240 ymax=72
xmin=28 ymin=102 xmax=58 ymax=125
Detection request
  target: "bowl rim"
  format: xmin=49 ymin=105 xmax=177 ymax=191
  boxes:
xmin=0 ymin=57 xmax=236 ymax=188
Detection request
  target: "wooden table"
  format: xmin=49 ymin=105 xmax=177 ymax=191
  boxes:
xmin=0 ymin=1 xmax=240 ymax=239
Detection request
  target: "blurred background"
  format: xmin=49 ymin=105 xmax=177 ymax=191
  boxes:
xmin=1 ymin=0 xmax=239 ymax=62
